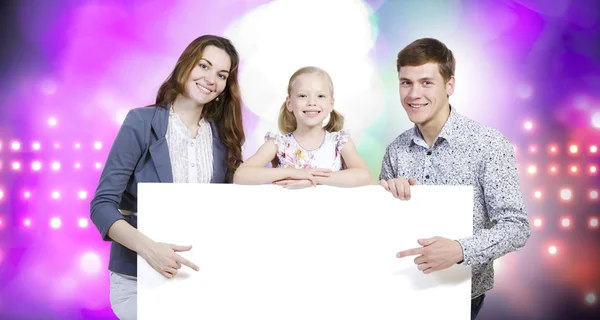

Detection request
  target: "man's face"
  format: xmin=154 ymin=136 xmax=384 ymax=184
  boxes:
xmin=398 ymin=62 xmax=454 ymax=128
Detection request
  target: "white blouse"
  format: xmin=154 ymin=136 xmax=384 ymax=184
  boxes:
xmin=166 ymin=110 xmax=213 ymax=183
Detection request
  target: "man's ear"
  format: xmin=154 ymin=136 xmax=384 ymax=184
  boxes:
xmin=446 ymin=76 xmax=455 ymax=97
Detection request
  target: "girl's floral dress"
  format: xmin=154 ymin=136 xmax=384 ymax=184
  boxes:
xmin=265 ymin=130 xmax=350 ymax=171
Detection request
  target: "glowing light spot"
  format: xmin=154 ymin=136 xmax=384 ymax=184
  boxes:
xmin=50 ymin=217 xmax=61 ymax=229
xmin=80 ymin=252 xmax=102 ymax=274
xmin=560 ymin=189 xmax=572 ymax=201
xmin=78 ymin=218 xmax=89 ymax=228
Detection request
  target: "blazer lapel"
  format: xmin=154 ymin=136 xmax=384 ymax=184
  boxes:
xmin=148 ymin=106 xmax=173 ymax=183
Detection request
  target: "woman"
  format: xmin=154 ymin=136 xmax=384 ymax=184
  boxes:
xmin=90 ymin=35 xmax=245 ymax=320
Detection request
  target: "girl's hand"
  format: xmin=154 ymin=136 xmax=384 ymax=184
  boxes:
xmin=305 ymin=168 xmax=332 ymax=177
xmin=273 ymin=179 xmax=314 ymax=189
xmin=283 ymin=169 xmax=318 ymax=186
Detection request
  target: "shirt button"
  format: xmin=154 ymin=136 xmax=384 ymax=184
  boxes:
xmin=191 ymin=142 xmax=195 ymax=147
xmin=427 ymin=151 xmax=432 ymax=156
xmin=191 ymin=163 xmax=195 ymax=167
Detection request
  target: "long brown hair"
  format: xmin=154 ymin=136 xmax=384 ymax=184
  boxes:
xmin=155 ymin=35 xmax=245 ymax=182
xmin=278 ymin=66 xmax=344 ymax=134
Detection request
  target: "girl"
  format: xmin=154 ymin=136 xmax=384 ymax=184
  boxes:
xmin=90 ymin=35 xmax=245 ymax=320
xmin=234 ymin=66 xmax=370 ymax=188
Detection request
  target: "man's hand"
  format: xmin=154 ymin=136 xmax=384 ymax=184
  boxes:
xmin=379 ymin=177 xmax=417 ymax=200
xmin=396 ymin=236 xmax=464 ymax=274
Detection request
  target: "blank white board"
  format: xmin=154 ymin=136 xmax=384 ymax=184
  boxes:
xmin=137 ymin=184 xmax=473 ymax=319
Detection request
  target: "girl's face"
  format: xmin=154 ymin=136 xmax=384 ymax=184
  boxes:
xmin=286 ymin=73 xmax=334 ymax=129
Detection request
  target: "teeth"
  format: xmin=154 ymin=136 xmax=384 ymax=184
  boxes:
xmin=410 ymin=104 xmax=427 ymax=108
xmin=303 ymin=111 xmax=320 ymax=117
xmin=197 ymin=83 xmax=211 ymax=93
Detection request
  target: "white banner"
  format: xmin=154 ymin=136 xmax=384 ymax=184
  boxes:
xmin=137 ymin=184 xmax=473 ymax=319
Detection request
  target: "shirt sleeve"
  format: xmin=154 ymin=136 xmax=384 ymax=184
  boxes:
xmin=90 ymin=109 xmax=146 ymax=241
xmin=379 ymin=144 xmax=397 ymax=181
xmin=456 ymin=136 xmax=531 ymax=266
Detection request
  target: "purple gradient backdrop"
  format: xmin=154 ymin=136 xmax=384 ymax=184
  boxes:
xmin=0 ymin=0 xmax=599 ymax=319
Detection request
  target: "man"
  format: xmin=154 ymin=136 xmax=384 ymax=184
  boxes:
xmin=379 ymin=38 xmax=531 ymax=319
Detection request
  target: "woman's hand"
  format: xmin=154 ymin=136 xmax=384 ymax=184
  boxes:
xmin=139 ymin=242 xmax=199 ymax=278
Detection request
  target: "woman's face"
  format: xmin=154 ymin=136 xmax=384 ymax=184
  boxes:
xmin=185 ymin=45 xmax=231 ymax=106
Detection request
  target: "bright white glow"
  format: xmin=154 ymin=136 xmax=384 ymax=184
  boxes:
xmin=523 ymin=121 xmax=533 ymax=130
xmin=589 ymin=218 xmax=598 ymax=228
xmin=51 ymin=191 xmax=60 ymax=199
xmin=591 ymin=145 xmax=598 ymax=153
xmin=24 ymin=191 xmax=31 ymax=199
xmin=52 ymin=162 xmax=61 ymax=171
xmin=11 ymin=141 xmax=20 ymax=150
xmin=95 ymin=162 xmax=102 ymax=169
xmin=527 ymin=165 xmax=536 ymax=174
xmin=560 ymin=189 xmax=572 ymax=201
xmin=75 ymin=162 xmax=81 ymax=169
xmin=80 ymin=252 xmax=102 ymax=274
xmin=0 ymin=190 xmax=3 ymax=200
xmin=570 ymin=145 xmax=578 ymax=153
xmin=590 ymin=166 xmax=597 ymax=174
xmin=225 ymin=0 xmax=381 ymax=145
xmin=32 ymin=142 xmax=41 ymax=150
xmin=54 ymin=143 xmax=60 ymax=149
xmin=548 ymin=246 xmax=557 ymax=255
xmin=24 ymin=219 xmax=31 ymax=227
xmin=78 ymin=190 xmax=87 ymax=199
xmin=571 ymin=165 xmax=578 ymax=173
xmin=12 ymin=162 xmax=21 ymax=170
xmin=561 ymin=218 xmax=571 ymax=227
xmin=533 ymin=218 xmax=542 ymax=228
xmin=78 ymin=218 xmax=89 ymax=228
xmin=74 ymin=143 xmax=81 ymax=149
xmin=93 ymin=141 xmax=102 ymax=150
xmin=592 ymin=112 xmax=600 ymax=129
xmin=534 ymin=190 xmax=542 ymax=199
xmin=50 ymin=217 xmax=61 ymax=229
xmin=32 ymin=161 xmax=41 ymax=171
xmin=48 ymin=117 xmax=57 ymax=127
xmin=586 ymin=292 xmax=596 ymax=304
xmin=591 ymin=190 xmax=599 ymax=200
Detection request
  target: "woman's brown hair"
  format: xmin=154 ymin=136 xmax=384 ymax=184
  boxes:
xmin=155 ymin=35 xmax=245 ymax=182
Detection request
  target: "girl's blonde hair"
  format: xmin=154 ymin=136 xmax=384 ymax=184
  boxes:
xmin=278 ymin=66 xmax=344 ymax=134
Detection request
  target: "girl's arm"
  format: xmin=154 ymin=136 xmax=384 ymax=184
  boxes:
xmin=315 ymin=138 xmax=372 ymax=187
xmin=233 ymin=139 xmax=324 ymax=185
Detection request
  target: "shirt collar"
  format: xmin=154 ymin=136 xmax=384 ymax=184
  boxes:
xmin=410 ymin=105 xmax=460 ymax=147
xmin=169 ymin=103 xmax=206 ymax=126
